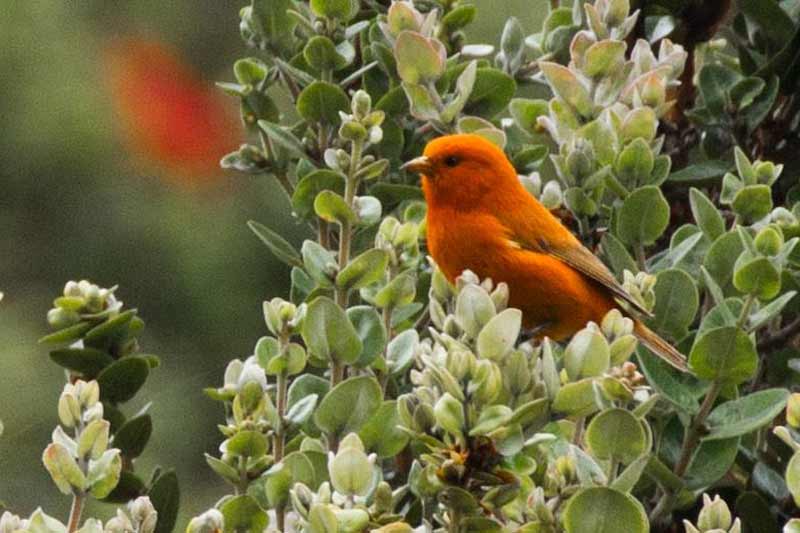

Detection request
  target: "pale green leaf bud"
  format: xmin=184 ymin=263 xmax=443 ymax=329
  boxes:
xmin=185 ymin=509 xmax=224 ymax=533
xmin=697 ymin=494 xmax=732 ymax=531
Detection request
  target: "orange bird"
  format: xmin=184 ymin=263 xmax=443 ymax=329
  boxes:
xmin=403 ymin=134 xmax=687 ymax=371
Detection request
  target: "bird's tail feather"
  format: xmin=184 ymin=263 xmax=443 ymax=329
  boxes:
xmin=633 ymin=320 xmax=688 ymax=372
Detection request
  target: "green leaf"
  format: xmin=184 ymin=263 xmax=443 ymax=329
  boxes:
xmin=97 ymin=357 xmax=150 ymax=404
xmin=601 ymin=233 xmax=637 ymax=277
xmin=84 ymin=310 xmax=136 ymax=349
xmin=564 ymin=329 xmax=610 ymax=380
xmin=148 ymin=469 xmax=179 ymax=533
xmin=749 ymin=291 xmax=797 ymax=329
xmin=302 ymin=296 xmax=363 ymax=364
xmin=465 ymin=68 xmax=517 ymax=118
xmin=689 ymin=326 xmax=758 ymax=384
xmin=611 ymin=454 xmax=650 ymax=494
xmin=734 ymin=256 xmax=781 ymax=300
xmin=730 ymin=77 xmax=765 ymax=109
xmin=704 ymin=232 xmax=744 ymax=287
xmin=39 ymin=321 xmax=92 ymax=345
xmin=113 ymin=414 xmax=152 ymax=458
xmin=440 ymin=5 xmax=476 ymax=32
xmin=394 ymin=31 xmax=445 ymax=84
xmin=637 ymin=347 xmax=700 ymax=414
xmin=303 ymin=36 xmax=349 ymax=72
xmin=553 ymin=378 xmax=599 ymax=417
xmin=49 ymin=347 xmax=114 ymax=378
xmin=314 ymin=190 xmax=356 ymax=224
xmin=539 ymin=62 xmax=592 ymax=117
xmin=704 ymin=388 xmax=789 ymax=440
xmin=732 ymin=185 xmax=773 ymax=222
xmin=477 ymin=309 xmax=522 ymax=361
xmin=685 ymin=436 xmax=740 ymax=489
xmin=699 ymin=64 xmax=740 ymax=114
xmin=346 ymin=306 xmax=386 ymax=367
xmin=248 ymin=220 xmax=302 ymax=267
xmin=310 ymin=0 xmax=356 ymax=20
xmin=227 ymin=430 xmax=268 ymax=457
xmin=221 ymin=495 xmax=269 ymax=533
xmin=401 ymin=82 xmax=440 ymax=121
xmin=292 ymin=170 xmax=346 ymax=220
xmin=583 ymin=40 xmax=626 ymax=77
xmin=736 ymin=0 xmax=794 ymax=49
xmin=285 ymin=394 xmax=318 ymax=426
xmin=615 ymin=138 xmax=654 ymax=187
xmin=668 ymin=160 xmax=730 ymax=184
xmin=250 ymin=0 xmax=296 ymax=51
xmin=788 ymin=452 xmax=800 ymax=506
xmin=336 ymin=249 xmax=388 ymax=291
xmin=617 ymin=186 xmax=670 ymax=245
xmin=509 ymin=98 xmax=548 ymax=136
xmin=735 ymin=491 xmax=779 ymax=533
xmin=373 ymin=272 xmax=416 ymax=309
xmin=386 ymin=329 xmax=418 ymax=376
xmin=358 ymin=401 xmax=409 ymax=457
xmin=314 ymin=376 xmax=382 ymax=437
xmin=297 ymin=81 xmax=350 ymax=124
xmin=585 ymin=408 xmax=647 ymax=464
xmin=562 ymin=487 xmax=648 ymax=533
xmin=301 ymin=240 xmax=337 ymax=287
xmin=689 ymin=188 xmax=725 ymax=240
xmin=87 ymin=449 xmax=122 ymax=498
xmin=649 ymin=269 xmax=698 ymax=340
xmin=257 ymin=120 xmax=308 ymax=162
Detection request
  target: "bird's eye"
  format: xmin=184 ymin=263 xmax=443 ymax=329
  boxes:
xmin=444 ymin=155 xmax=459 ymax=167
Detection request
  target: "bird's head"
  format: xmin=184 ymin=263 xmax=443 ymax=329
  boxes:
xmin=402 ymin=134 xmax=518 ymax=208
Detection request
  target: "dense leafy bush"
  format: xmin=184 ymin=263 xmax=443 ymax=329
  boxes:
xmin=5 ymin=0 xmax=800 ymax=532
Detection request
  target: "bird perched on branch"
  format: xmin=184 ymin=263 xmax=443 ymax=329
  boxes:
xmin=403 ymin=134 xmax=688 ymax=371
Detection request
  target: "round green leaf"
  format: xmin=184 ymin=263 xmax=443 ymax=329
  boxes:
xmin=394 ymin=31 xmax=445 ymax=84
xmin=310 ymin=0 xmax=356 ymax=20
xmin=552 ymin=378 xmax=599 ymax=417
xmin=314 ymin=190 xmax=357 ymax=225
xmin=386 ymin=329 xmax=418 ymax=376
xmin=346 ymin=306 xmax=387 ymax=367
xmin=617 ymin=186 xmax=670 ymax=245
xmin=301 ymin=296 xmax=363 ymax=364
xmin=221 ymin=495 xmax=269 ymax=533
xmin=689 ymin=326 xmax=757 ymax=384
xmin=303 ymin=36 xmax=349 ymax=71
xmin=477 ymin=308 xmax=522 ymax=361
xmin=704 ymin=232 xmax=744 ymax=287
xmin=732 ymin=184 xmax=773 ymax=222
xmin=49 ymin=347 xmax=114 ymax=378
xmin=112 ymin=414 xmax=152 ymax=458
xmin=314 ymin=376 xmax=382 ymax=437
xmin=226 ymin=430 xmax=268 ymax=457
xmin=564 ymin=329 xmax=610 ymax=380
xmin=465 ymin=68 xmax=517 ymax=118
xmin=297 ymin=81 xmax=349 ymax=125
xmin=292 ymin=171 xmax=346 ymax=220
xmin=358 ymin=400 xmax=410 ymax=457
xmin=787 ymin=452 xmax=800 ymax=507
xmin=649 ymin=269 xmax=698 ymax=340
xmin=97 ymin=357 xmax=150 ymax=404
xmin=585 ymin=408 xmax=647 ymax=464
xmin=336 ymin=249 xmax=388 ymax=291
xmin=563 ymin=487 xmax=648 ymax=533
xmin=733 ymin=256 xmax=781 ymax=300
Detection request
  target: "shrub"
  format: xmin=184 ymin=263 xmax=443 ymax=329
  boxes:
xmin=5 ymin=0 xmax=800 ymax=532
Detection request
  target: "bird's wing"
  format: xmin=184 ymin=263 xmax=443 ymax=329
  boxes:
xmin=513 ymin=234 xmax=654 ymax=318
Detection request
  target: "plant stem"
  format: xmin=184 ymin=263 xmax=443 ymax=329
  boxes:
xmin=650 ymin=379 xmax=722 ymax=523
xmin=737 ymin=293 xmax=755 ymax=330
xmin=274 ymin=362 xmax=289 ymax=531
xmin=67 ymin=493 xmax=84 ymax=533
xmin=572 ymin=416 xmax=585 ymax=446
xmin=635 ymin=244 xmax=647 ymax=272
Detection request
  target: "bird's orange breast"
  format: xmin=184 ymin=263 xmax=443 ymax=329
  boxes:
xmin=426 ymin=206 xmax=615 ymax=340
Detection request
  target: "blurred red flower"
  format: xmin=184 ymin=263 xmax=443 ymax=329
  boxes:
xmin=105 ymin=38 xmax=240 ymax=186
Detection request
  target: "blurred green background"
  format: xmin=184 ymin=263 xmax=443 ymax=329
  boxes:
xmin=0 ymin=0 xmax=546 ymax=526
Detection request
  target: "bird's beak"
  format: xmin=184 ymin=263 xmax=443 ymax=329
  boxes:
xmin=401 ymin=155 xmax=433 ymax=175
